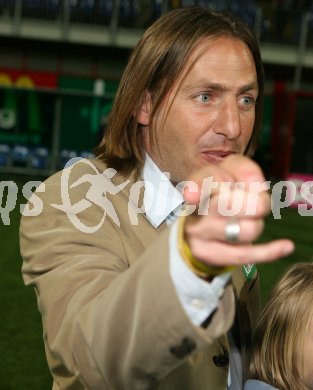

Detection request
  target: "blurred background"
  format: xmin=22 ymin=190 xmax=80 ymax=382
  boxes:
xmin=0 ymin=0 xmax=312 ymax=388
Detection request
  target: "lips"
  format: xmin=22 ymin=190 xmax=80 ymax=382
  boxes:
xmin=201 ymin=150 xmax=236 ymax=163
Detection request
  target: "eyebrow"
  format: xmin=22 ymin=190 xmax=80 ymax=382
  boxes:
xmin=182 ymin=81 xmax=259 ymax=94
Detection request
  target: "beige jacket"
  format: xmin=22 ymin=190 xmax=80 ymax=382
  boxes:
xmin=20 ymin=158 xmax=260 ymax=390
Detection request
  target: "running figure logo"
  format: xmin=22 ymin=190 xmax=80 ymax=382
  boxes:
xmin=51 ymin=158 xmax=129 ymax=233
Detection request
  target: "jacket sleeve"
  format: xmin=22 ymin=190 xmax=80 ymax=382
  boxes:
xmin=20 ymin=164 xmax=235 ymax=390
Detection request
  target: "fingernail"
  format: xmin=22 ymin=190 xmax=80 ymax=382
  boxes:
xmin=283 ymin=242 xmax=295 ymax=255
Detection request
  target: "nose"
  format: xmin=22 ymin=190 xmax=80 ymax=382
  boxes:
xmin=214 ymin=98 xmax=241 ymax=140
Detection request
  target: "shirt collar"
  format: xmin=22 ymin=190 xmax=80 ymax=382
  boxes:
xmin=142 ymin=154 xmax=184 ymax=228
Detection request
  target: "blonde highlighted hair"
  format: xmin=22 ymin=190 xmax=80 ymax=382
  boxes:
xmin=95 ymin=6 xmax=264 ymax=177
xmin=250 ymin=262 xmax=313 ymax=390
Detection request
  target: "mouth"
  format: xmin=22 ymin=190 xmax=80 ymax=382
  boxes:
xmin=201 ymin=150 xmax=236 ymax=163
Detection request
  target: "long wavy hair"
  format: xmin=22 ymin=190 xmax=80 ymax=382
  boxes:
xmin=249 ymin=262 xmax=313 ymax=390
xmin=96 ymin=6 xmax=264 ymax=177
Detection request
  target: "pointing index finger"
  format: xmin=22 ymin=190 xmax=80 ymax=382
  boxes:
xmin=221 ymin=154 xmax=265 ymax=184
xmin=184 ymin=163 xmax=234 ymax=205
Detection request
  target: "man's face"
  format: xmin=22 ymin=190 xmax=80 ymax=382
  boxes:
xmin=143 ymin=37 xmax=258 ymax=183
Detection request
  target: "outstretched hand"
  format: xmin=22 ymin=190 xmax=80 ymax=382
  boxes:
xmin=183 ymin=155 xmax=294 ymax=267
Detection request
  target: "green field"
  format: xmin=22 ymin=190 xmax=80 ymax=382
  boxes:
xmin=0 ymin=175 xmax=52 ymax=389
xmin=0 ymin=175 xmax=312 ymax=389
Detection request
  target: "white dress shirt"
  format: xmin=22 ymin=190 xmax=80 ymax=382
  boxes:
xmin=142 ymin=154 xmax=241 ymax=389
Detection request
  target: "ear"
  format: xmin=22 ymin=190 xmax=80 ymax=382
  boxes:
xmin=137 ymin=91 xmax=152 ymax=126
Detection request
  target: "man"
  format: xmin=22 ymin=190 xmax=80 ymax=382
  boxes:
xmin=20 ymin=7 xmax=294 ymax=390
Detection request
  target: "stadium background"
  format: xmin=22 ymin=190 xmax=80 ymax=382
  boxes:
xmin=0 ymin=1 xmax=312 ymax=388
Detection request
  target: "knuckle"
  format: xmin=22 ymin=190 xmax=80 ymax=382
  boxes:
xmin=251 ymin=220 xmax=264 ymax=239
xmin=236 ymin=247 xmax=247 ymax=262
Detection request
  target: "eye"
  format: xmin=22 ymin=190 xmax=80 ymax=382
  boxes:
xmin=240 ymin=96 xmax=255 ymax=106
xmin=198 ymin=93 xmax=211 ymax=103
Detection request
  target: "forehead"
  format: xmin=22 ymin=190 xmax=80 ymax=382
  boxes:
xmin=177 ymin=36 xmax=257 ymax=89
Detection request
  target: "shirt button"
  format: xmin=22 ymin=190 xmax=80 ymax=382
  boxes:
xmin=191 ymin=298 xmax=206 ymax=309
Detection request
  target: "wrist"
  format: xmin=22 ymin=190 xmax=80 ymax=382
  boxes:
xmin=178 ymin=216 xmax=234 ymax=278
